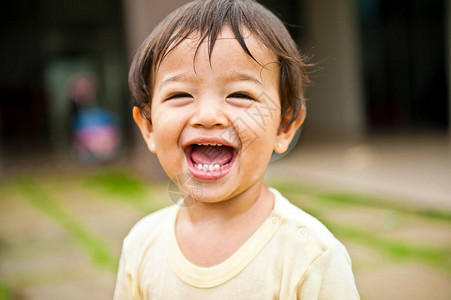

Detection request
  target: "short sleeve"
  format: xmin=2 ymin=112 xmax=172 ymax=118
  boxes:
xmin=113 ymin=250 xmax=130 ymax=299
xmin=297 ymin=244 xmax=359 ymax=300
xmin=113 ymin=238 xmax=143 ymax=300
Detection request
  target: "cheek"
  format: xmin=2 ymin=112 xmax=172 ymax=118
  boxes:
xmin=240 ymin=125 xmax=278 ymax=153
xmin=236 ymin=104 xmax=281 ymax=149
xmin=237 ymin=113 xmax=280 ymax=165
xmin=152 ymin=121 xmax=183 ymax=180
xmin=151 ymin=109 xmax=184 ymax=145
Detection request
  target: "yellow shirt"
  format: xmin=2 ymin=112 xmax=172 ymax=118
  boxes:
xmin=114 ymin=188 xmax=359 ymax=299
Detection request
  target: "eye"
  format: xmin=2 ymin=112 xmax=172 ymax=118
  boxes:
xmin=227 ymin=92 xmax=254 ymax=101
xmin=166 ymin=92 xmax=192 ymax=101
xmin=226 ymin=92 xmax=257 ymax=108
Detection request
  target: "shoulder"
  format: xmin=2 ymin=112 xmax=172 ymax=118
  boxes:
xmin=270 ymin=188 xmax=344 ymax=253
xmin=269 ymin=189 xmax=358 ymax=297
xmin=122 ymin=205 xmax=177 ymax=252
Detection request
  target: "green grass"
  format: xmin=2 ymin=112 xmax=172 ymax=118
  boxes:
xmin=17 ymin=178 xmax=118 ymax=272
xmin=271 ymin=180 xmax=451 ymax=222
xmin=85 ymin=169 xmax=148 ymax=199
xmin=84 ymin=169 xmax=166 ymax=212
xmin=0 ymin=283 xmax=10 ymax=300
xmin=332 ymin=221 xmax=451 ymax=272
xmin=275 ymin=185 xmax=451 ymax=273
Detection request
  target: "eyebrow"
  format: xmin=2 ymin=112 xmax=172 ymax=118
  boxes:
xmin=158 ymin=71 xmax=263 ymax=92
xmin=220 ymin=71 xmax=264 ymax=87
xmin=159 ymin=73 xmax=195 ymax=88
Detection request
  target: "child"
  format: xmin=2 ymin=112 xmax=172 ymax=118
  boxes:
xmin=114 ymin=0 xmax=359 ymax=299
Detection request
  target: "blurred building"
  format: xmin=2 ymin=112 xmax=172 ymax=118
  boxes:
xmin=0 ymin=0 xmax=450 ymax=159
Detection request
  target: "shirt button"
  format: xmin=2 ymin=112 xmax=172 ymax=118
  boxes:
xmin=270 ymin=216 xmax=280 ymax=227
xmin=297 ymin=227 xmax=309 ymax=238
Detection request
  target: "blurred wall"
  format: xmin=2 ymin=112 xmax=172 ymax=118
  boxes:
xmin=300 ymin=0 xmax=364 ymax=137
xmin=448 ymin=0 xmax=451 ymax=131
xmin=123 ymin=0 xmax=189 ymax=59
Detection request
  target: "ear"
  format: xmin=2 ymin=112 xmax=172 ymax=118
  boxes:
xmin=133 ymin=107 xmax=156 ymax=153
xmin=274 ymin=105 xmax=306 ymax=154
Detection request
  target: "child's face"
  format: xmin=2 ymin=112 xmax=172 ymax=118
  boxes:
xmin=134 ymin=27 xmax=303 ymax=203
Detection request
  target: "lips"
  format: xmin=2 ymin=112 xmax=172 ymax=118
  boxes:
xmin=184 ymin=141 xmax=238 ymax=180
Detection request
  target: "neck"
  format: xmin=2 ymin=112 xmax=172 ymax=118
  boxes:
xmin=179 ymin=183 xmax=273 ymax=226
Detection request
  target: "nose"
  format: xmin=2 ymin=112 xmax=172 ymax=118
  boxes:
xmin=190 ymin=96 xmax=229 ymax=128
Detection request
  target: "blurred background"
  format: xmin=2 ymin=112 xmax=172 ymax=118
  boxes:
xmin=0 ymin=0 xmax=450 ymax=299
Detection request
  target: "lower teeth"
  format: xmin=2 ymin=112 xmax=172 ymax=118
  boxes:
xmin=196 ymin=164 xmax=221 ymax=171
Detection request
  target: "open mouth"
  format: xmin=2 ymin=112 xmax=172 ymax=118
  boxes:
xmin=184 ymin=143 xmax=238 ymax=180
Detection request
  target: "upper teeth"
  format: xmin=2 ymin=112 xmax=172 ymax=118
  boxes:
xmin=197 ymin=143 xmax=223 ymax=146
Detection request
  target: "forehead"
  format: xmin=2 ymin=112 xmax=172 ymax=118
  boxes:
xmin=155 ymin=27 xmax=279 ymax=80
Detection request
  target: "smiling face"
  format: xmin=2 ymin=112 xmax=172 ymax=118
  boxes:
xmin=134 ymin=27 xmax=304 ymax=204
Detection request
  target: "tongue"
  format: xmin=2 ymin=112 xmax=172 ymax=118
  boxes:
xmin=191 ymin=145 xmax=233 ymax=165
